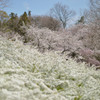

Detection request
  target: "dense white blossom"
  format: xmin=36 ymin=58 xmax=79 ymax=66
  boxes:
xmin=0 ymin=36 xmax=100 ymax=100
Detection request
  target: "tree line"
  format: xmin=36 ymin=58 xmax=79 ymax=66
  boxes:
xmin=0 ymin=1 xmax=81 ymax=33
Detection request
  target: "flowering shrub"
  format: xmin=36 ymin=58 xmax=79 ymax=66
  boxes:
xmin=0 ymin=35 xmax=100 ymax=100
xmin=24 ymin=24 xmax=87 ymax=53
xmin=25 ymin=26 xmax=61 ymax=52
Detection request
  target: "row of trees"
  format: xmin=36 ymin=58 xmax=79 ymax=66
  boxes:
xmin=0 ymin=1 xmax=78 ymax=33
xmin=0 ymin=11 xmax=62 ymax=33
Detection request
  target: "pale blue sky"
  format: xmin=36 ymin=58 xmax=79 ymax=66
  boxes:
xmin=4 ymin=0 xmax=89 ymax=16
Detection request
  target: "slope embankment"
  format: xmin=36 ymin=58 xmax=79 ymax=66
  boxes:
xmin=0 ymin=36 xmax=100 ymax=100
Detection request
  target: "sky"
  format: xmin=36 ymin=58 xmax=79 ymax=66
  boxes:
xmin=4 ymin=0 xmax=89 ymax=17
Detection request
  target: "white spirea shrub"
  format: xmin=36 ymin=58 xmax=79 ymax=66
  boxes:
xmin=0 ymin=36 xmax=100 ymax=100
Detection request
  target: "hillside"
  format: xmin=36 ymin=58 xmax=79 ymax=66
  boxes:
xmin=0 ymin=36 xmax=100 ymax=100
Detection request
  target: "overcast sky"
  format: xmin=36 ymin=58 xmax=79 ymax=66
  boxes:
xmin=4 ymin=0 xmax=89 ymax=16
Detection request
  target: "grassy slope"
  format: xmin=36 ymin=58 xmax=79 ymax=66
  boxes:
xmin=0 ymin=36 xmax=100 ymax=100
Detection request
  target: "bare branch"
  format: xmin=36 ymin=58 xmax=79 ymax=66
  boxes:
xmin=0 ymin=0 xmax=9 ymax=9
xmin=49 ymin=2 xmax=75 ymax=28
